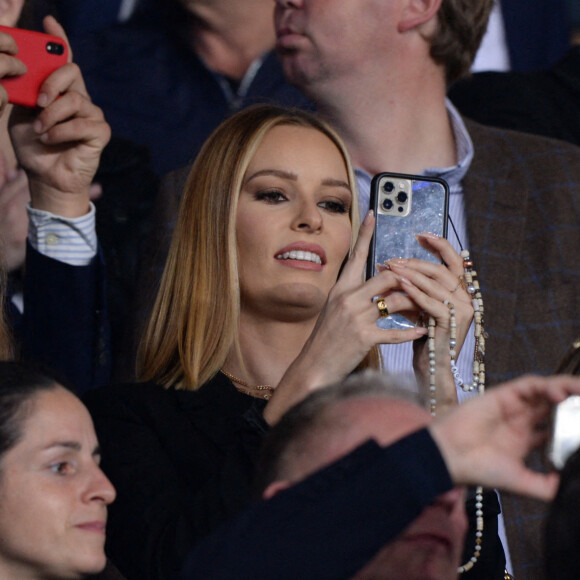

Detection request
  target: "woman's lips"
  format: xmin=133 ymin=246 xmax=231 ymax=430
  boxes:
xmin=275 ymin=242 xmax=326 ymax=271
xmin=76 ymin=521 xmax=107 ymax=534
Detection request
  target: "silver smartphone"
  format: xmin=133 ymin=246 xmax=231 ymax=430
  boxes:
xmin=366 ymin=172 xmax=449 ymax=330
xmin=547 ymin=338 xmax=580 ymax=470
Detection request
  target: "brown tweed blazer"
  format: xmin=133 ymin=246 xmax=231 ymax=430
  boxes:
xmin=464 ymin=120 xmax=580 ymax=579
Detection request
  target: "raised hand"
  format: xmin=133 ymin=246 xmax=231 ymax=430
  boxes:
xmin=430 ymin=374 xmax=580 ymax=501
xmin=9 ymin=17 xmax=110 ymax=218
xmin=385 ymin=233 xmax=474 ymax=413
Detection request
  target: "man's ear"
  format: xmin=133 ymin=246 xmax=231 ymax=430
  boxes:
xmin=0 ymin=0 xmax=25 ymax=27
xmin=397 ymin=0 xmax=442 ymax=33
xmin=262 ymin=480 xmax=294 ymax=501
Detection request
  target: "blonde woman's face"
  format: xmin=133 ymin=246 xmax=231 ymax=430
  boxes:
xmin=0 ymin=387 xmax=115 ymax=579
xmin=236 ymin=124 xmax=352 ymax=321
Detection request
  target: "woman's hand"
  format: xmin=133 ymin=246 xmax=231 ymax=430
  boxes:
xmin=386 ymin=233 xmax=474 ymax=413
xmin=264 ymin=212 xmax=431 ymax=424
xmin=8 ymin=17 xmax=110 ymax=218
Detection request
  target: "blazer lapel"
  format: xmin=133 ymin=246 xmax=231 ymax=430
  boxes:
xmin=462 ymin=119 xmax=530 ymax=382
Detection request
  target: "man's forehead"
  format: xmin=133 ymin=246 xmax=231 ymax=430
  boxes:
xmin=324 ymin=396 xmax=432 ymax=448
xmin=284 ymin=395 xmax=432 ymax=483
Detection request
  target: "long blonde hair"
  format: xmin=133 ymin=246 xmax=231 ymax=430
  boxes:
xmin=137 ymin=105 xmax=379 ymax=390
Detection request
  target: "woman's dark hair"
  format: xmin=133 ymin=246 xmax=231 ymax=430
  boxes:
xmin=0 ymin=361 xmax=60 ymax=460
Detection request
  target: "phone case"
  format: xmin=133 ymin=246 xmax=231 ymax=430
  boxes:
xmin=366 ymin=172 xmax=449 ymax=330
xmin=0 ymin=26 xmax=68 ymax=108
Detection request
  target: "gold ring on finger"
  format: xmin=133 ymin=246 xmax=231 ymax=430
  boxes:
xmin=376 ymin=298 xmax=389 ymax=318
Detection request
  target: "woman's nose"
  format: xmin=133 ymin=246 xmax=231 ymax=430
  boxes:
xmin=85 ymin=466 xmax=117 ymax=505
xmin=291 ymin=201 xmax=323 ymax=232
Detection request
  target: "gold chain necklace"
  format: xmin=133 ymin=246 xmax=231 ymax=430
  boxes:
xmin=220 ymin=370 xmax=274 ymax=400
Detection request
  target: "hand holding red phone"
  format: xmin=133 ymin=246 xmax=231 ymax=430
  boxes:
xmin=8 ymin=16 xmax=110 ymax=218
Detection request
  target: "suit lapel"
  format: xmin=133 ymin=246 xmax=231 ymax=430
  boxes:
xmin=462 ymin=120 xmax=530 ymax=382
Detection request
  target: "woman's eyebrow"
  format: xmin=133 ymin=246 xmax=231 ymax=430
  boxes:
xmin=321 ymin=177 xmax=351 ymax=192
xmin=245 ymin=170 xmax=351 ymax=192
xmin=244 ymin=168 xmax=298 ymax=183
xmin=41 ymin=441 xmax=82 ymax=452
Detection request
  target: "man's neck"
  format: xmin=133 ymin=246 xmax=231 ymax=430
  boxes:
xmin=315 ymin=69 xmax=457 ymax=176
xmin=182 ymin=0 xmax=276 ymax=80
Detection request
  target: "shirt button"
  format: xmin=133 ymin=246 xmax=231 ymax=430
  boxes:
xmin=46 ymin=233 xmax=59 ymax=246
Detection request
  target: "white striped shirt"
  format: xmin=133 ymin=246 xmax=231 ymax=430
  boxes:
xmin=27 ymin=202 xmax=97 ymax=266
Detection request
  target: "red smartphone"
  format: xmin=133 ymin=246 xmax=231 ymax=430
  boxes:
xmin=0 ymin=26 xmax=68 ymax=108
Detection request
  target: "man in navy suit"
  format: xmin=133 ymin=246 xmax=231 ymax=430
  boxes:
xmin=183 ymin=372 xmax=580 ymax=580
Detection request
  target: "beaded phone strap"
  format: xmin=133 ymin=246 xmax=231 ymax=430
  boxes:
xmin=428 ymin=249 xmax=487 ymax=575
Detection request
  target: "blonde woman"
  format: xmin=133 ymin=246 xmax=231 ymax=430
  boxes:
xmin=85 ymin=104 xmax=473 ymax=579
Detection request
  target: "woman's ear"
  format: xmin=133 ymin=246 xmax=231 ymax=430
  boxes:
xmin=397 ymin=0 xmax=442 ymax=33
xmin=0 ymin=0 xmax=25 ymax=28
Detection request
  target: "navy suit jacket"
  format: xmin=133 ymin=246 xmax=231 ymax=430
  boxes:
xmin=500 ymin=0 xmax=570 ymax=71
xmin=11 ymin=244 xmax=110 ymax=395
xmin=182 ymin=431 xmax=453 ymax=580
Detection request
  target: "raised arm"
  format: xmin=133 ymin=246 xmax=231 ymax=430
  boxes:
xmin=430 ymin=373 xmax=580 ymax=501
xmin=9 ymin=16 xmax=110 ymax=216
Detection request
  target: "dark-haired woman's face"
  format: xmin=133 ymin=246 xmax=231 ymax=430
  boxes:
xmin=236 ymin=124 xmax=352 ymax=320
xmin=0 ymin=387 xmax=115 ymax=579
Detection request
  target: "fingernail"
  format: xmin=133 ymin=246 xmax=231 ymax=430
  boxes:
xmin=416 ymin=232 xmax=440 ymax=240
xmin=33 ymin=119 xmax=43 ymax=133
xmin=415 ymin=327 xmax=428 ymax=335
xmin=6 ymin=169 xmax=18 ymax=181
xmin=363 ymin=210 xmax=374 ymax=225
xmin=399 ymin=276 xmax=412 ymax=285
xmin=37 ymin=93 xmax=48 ymax=107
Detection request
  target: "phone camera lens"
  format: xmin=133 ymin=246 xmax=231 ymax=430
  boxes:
xmin=396 ymin=192 xmax=408 ymax=203
xmin=382 ymin=181 xmax=394 ymax=193
xmin=46 ymin=42 xmax=65 ymax=56
xmin=382 ymin=198 xmax=393 ymax=211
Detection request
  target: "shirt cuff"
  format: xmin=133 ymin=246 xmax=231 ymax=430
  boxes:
xmin=27 ymin=202 xmax=97 ymax=266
